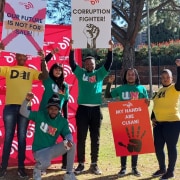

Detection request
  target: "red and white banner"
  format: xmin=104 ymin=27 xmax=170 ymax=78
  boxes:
xmin=1 ymin=0 xmax=47 ymax=56
xmin=0 ymin=23 xmax=81 ymax=167
xmin=108 ymin=99 xmax=155 ymax=157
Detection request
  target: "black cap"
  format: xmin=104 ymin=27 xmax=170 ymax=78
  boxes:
xmin=46 ymin=93 xmax=60 ymax=110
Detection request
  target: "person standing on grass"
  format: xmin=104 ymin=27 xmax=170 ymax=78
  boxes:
xmin=151 ymin=59 xmax=180 ymax=180
xmin=20 ymin=92 xmax=76 ymax=180
xmin=0 ymin=43 xmax=49 ymax=178
xmin=104 ymin=68 xmax=149 ymax=177
xmin=40 ymin=48 xmax=69 ymax=171
xmin=69 ymin=40 xmax=113 ymax=175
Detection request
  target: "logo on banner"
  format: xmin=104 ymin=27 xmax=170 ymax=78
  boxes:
xmin=31 ymin=95 xmax=40 ymax=105
xmin=27 ymin=123 xmax=35 ymax=138
xmin=43 ymin=41 xmax=55 ymax=47
xmin=4 ymin=53 xmax=16 ymax=63
xmin=10 ymin=140 xmax=18 ymax=154
xmin=28 ymin=64 xmax=38 ymax=70
xmin=63 ymin=64 xmax=72 ymax=77
xmin=69 ymin=123 xmax=76 ymax=133
xmin=44 ymin=37 xmax=70 ymax=50
xmin=58 ymin=37 xmax=70 ymax=49
xmin=68 ymin=95 xmax=75 ymax=103
xmin=19 ymin=2 xmax=34 ymax=9
xmin=123 ymin=101 xmax=133 ymax=108
xmin=84 ymin=0 xmax=100 ymax=5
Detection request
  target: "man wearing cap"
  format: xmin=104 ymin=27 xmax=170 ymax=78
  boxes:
xmin=19 ymin=93 xmax=76 ymax=180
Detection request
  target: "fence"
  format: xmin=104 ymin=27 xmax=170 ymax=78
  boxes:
xmin=105 ymin=65 xmax=177 ymax=85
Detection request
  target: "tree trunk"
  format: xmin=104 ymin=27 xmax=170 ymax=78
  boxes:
xmin=0 ymin=0 xmax=5 ymax=22
xmin=122 ymin=42 xmax=135 ymax=70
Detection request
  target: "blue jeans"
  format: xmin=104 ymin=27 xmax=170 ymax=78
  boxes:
xmin=1 ymin=105 xmax=29 ymax=169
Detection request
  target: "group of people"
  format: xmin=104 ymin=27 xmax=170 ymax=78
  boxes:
xmin=0 ymin=40 xmax=113 ymax=180
xmin=105 ymin=60 xmax=180 ymax=180
xmin=0 ymin=40 xmax=179 ymax=180
xmin=0 ymin=44 xmax=75 ymax=180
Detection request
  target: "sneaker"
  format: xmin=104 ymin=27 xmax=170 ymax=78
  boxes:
xmin=74 ymin=163 xmax=84 ymax=174
xmin=61 ymin=164 xmax=67 ymax=171
xmin=132 ymin=168 xmax=141 ymax=177
xmin=160 ymin=171 xmax=174 ymax=180
xmin=0 ymin=167 xmax=6 ymax=178
xmin=152 ymin=169 xmax=166 ymax=177
xmin=89 ymin=164 xmax=102 ymax=175
xmin=41 ymin=170 xmax=46 ymax=175
xmin=118 ymin=168 xmax=126 ymax=177
xmin=63 ymin=172 xmax=77 ymax=180
xmin=17 ymin=168 xmax=28 ymax=178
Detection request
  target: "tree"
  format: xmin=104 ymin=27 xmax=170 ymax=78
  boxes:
xmin=112 ymin=0 xmax=180 ymax=70
xmin=150 ymin=23 xmax=178 ymax=43
xmin=149 ymin=0 xmax=180 ymax=33
xmin=46 ymin=0 xmax=71 ymax=24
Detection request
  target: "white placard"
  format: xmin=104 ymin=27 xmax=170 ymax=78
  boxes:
xmin=1 ymin=0 xmax=47 ymax=56
xmin=72 ymin=0 xmax=112 ymax=49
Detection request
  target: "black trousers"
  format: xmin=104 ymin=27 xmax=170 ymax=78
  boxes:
xmin=76 ymin=105 xmax=102 ymax=163
xmin=120 ymin=155 xmax=138 ymax=168
xmin=153 ymin=121 xmax=180 ymax=173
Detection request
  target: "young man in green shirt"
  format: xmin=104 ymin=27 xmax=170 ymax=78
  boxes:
xmin=20 ymin=93 xmax=76 ymax=180
xmin=69 ymin=40 xmax=113 ymax=175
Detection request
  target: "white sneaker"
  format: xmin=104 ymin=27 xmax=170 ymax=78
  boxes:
xmin=63 ymin=173 xmax=77 ymax=180
xmin=41 ymin=170 xmax=46 ymax=175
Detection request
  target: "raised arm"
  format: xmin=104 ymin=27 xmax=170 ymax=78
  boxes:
xmin=104 ymin=75 xmax=115 ymax=98
xmin=104 ymin=40 xmax=114 ymax=71
xmin=45 ymin=47 xmax=59 ymax=63
xmin=69 ymin=40 xmax=77 ymax=72
xmin=20 ymin=92 xmax=34 ymax=118
xmin=175 ymin=59 xmax=180 ymax=91
xmin=62 ymin=100 xmax=68 ymax=119
xmin=0 ymin=42 xmax=5 ymax=50
xmin=38 ymin=50 xmax=49 ymax=80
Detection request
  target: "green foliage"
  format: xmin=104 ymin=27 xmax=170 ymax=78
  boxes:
xmin=136 ymin=39 xmax=180 ymax=66
xmin=82 ymin=39 xmax=180 ymax=69
xmin=150 ymin=23 xmax=179 ymax=43
xmin=148 ymin=0 xmax=180 ymax=33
